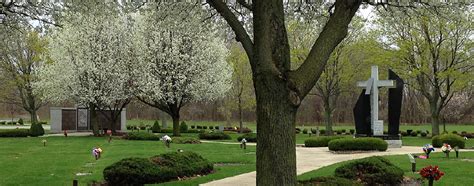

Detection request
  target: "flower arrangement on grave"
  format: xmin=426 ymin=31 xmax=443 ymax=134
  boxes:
xmin=419 ymin=165 xmax=444 ymax=186
xmin=441 ymin=143 xmax=452 ymax=158
xmin=42 ymin=139 xmax=47 ymax=147
xmin=422 ymin=144 xmax=435 ymax=159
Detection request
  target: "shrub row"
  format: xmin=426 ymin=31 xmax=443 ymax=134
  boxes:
xmin=0 ymin=129 xmax=31 ymax=137
xmin=335 ymin=156 xmax=404 ymax=185
xmin=237 ymin=133 xmax=257 ymax=142
xmin=298 ymin=176 xmax=360 ymax=186
xmin=123 ymin=132 xmax=161 ymax=141
xmin=432 ymin=133 xmax=465 ymax=148
xmin=103 ymin=151 xmax=213 ymax=185
xmin=0 ymin=123 xmax=44 ymax=137
xmin=304 ymin=136 xmax=346 ymax=147
xmin=198 ymin=131 xmax=231 ymax=140
xmin=328 ymin=138 xmax=388 ymax=151
xmin=173 ymin=137 xmax=200 ymax=144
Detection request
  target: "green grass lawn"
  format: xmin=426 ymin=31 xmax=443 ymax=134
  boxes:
xmin=298 ymin=152 xmax=474 ymax=185
xmin=0 ymin=136 xmax=256 ymax=185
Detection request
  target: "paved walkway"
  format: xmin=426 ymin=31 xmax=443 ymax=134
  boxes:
xmin=201 ymin=146 xmax=430 ymax=186
xmin=0 ymin=124 xmax=50 ymax=130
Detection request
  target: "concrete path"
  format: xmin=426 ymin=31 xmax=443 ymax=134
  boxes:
xmin=0 ymin=124 xmax=50 ymax=130
xmin=201 ymin=146 xmax=427 ymax=186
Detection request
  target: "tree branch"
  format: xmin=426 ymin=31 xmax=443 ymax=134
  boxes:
xmin=237 ymin=0 xmax=252 ymax=11
xmin=207 ymin=0 xmax=253 ymax=60
xmin=290 ymin=0 xmax=362 ymax=98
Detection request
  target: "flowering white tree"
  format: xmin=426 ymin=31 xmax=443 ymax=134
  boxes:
xmin=134 ymin=3 xmax=232 ymax=136
xmin=35 ymin=2 xmax=136 ymax=134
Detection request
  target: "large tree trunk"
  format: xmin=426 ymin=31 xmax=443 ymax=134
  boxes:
xmin=255 ymin=79 xmax=298 ymax=185
xmin=171 ymin=114 xmax=180 ymax=136
xmin=89 ymin=104 xmax=99 ymax=136
xmin=238 ymin=96 xmax=243 ymax=133
xmin=323 ymin=97 xmax=333 ymax=136
xmin=430 ymin=102 xmax=441 ymax=136
xmin=29 ymin=109 xmax=37 ymax=124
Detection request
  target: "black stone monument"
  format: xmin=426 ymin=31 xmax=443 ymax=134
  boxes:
xmin=353 ymin=69 xmax=404 ymax=140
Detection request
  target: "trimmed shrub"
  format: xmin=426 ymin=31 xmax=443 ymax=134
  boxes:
xmin=302 ymin=128 xmax=308 ymax=134
xmin=215 ymin=126 xmax=219 ymax=129
xmin=341 ymin=129 xmax=346 ymax=133
xmin=240 ymin=127 xmax=252 ymax=133
xmin=237 ymin=133 xmax=257 ymax=142
xmin=0 ymin=129 xmax=30 ymax=137
xmin=209 ymin=126 xmax=214 ymax=130
xmin=304 ymin=136 xmax=345 ymax=147
xmin=138 ymin=123 xmax=147 ymax=130
xmin=452 ymin=131 xmax=458 ymax=134
xmin=103 ymin=152 xmax=213 ymax=185
xmin=197 ymin=126 xmax=202 ymax=129
xmin=198 ymin=131 xmax=231 ymax=140
xmin=186 ymin=129 xmax=204 ymax=133
xmin=406 ymin=129 xmax=413 ymax=134
xmin=335 ymin=156 xmax=403 ymax=185
xmin=416 ymin=130 xmax=422 ymax=134
xmin=160 ymin=128 xmax=174 ymax=133
xmin=126 ymin=125 xmax=133 ymax=130
xmin=191 ymin=125 xmax=195 ymax=129
xmin=420 ymin=132 xmax=427 ymax=137
xmin=298 ymin=176 xmax=360 ymax=186
xmin=328 ymin=138 xmax=388 ymax=151
xmin=461 ymin=131 xmax=467 ymax=135
xmin=152 ymin=121 xmax=161 ymax=133
xmin=18 ymin=119 xmax=24 ymax=125
xmin=310 ymin=128 xmax=317 ymax=134
xmin=29 ymin=123 xmax=45 ymax=137
xmin=124 ymin=132 xmax=160 ymax=141
xmin=203 ymin=126 xmax=208 ymax=130
xmin=432 ymin=134 xmax=465 ymax=148
xmin=296 ymin=128 xmax=301 ymax=134
xmin=0 ymin=121 xmax=5 ymax=125
xmin=320 ymin=129 xmax=326 ymax=135
xmin=400 ymin=131 xmax=408 ymax=136
xmin=180 ymin=121 xmax=188 ymax=133
xmin=410 ymin=131 xmax=418 ymax=137
xmin=104 ymin=157 xmax=168 ymax=185
xmin=349 ymin=129 xmax=355 ymax=134
xmin=336 ymin=130 xmax=342 ymax=135
xmin=173 ymin=137 xmax=200 ymax=144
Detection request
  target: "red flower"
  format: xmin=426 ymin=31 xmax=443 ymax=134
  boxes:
xmin=419 ymin=165 xmax=444 ymax=181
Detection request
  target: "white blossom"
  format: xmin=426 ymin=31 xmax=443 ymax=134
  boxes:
xmin=133 ymin=3 xmax=232 ymax=107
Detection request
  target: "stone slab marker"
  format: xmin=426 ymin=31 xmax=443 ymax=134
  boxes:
xmin=356 ymin=66 xmax=395 ymax=136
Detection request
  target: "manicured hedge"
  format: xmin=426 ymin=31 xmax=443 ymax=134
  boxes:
xmin=160 ymin=128 xmax=174 ymax=133
xmin=335 ymin=156 xmax=403 ymax=185
xmin=180 ymin=121 xmax=188 ymax=133
xmin=173 ymin=137 xmax=200 ymax=144
xmin=151 ymin=121 xmax=161 ymax=133
xmin=0 ymin=129 xmax=31 ymax=137
xmin=328 ymin=138 xmax=388 ymax=151
xmin=237 ymin=133 xmax=257 ymax=142
xmin=304 ymin=136 xmax=345 ymax=147
xmin=432 ymin=134 xmax=465 ymax=148
xmin=198 ymin=131 xmax=231 ymax=140
xmin=124 ymin=132 xmax=160 ymax=141
xmin=103 ymin=152 xmax=213 ymax=185
xmin=29 ymin=123 xmax=45 ymax=137
xmin=298 ymin=176 xmax=360 ymax=186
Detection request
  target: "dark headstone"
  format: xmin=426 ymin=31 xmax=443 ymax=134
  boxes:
xmin=388 ymin=69 xmax=404 ymax=136
xmin=353 ymin=90 xmax=371 ymax=136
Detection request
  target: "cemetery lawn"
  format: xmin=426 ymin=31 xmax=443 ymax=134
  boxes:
xmin=298 ymin=152 xmax=474 ymax=185
xmin=0 ymin=136 xmax=256 ymax=185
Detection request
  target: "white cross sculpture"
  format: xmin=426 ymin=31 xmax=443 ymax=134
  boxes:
xmin=357 ymin=66 xmax=395 ymax=136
